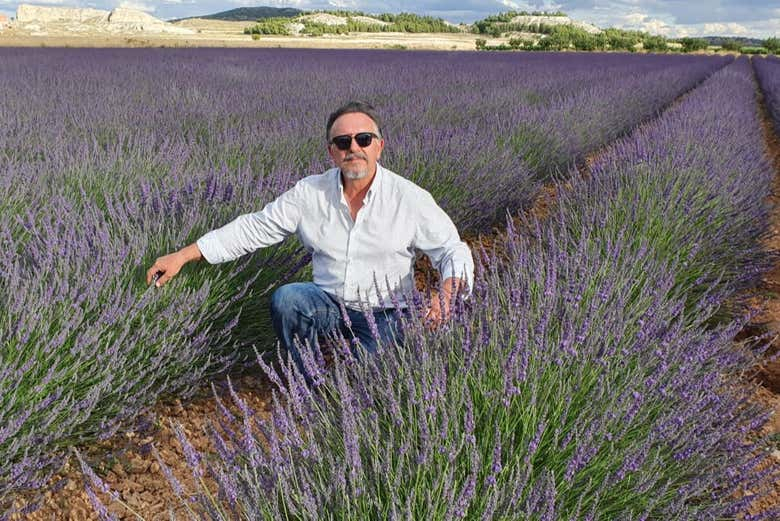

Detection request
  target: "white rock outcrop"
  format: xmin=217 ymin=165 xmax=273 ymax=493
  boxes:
xmin=509 ymin=15 xmax=601 ymax=35
xmin=17 ymin=5 xmax=109 ymax=23
xmin=298 ymin=13 xmax=347 ymax=26
xmin=14 ymin=4 xmax=194 ymax=34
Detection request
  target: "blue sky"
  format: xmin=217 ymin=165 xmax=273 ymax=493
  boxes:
xmin=1 ymin=1 xmax=778 ymax=38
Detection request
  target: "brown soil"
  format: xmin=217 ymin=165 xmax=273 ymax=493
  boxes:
xmin=10 ymin=65 xmax=780 ymax=521
xmin=740 ymin=71 xmax=780 ymax=517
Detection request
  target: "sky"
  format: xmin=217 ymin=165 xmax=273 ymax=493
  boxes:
xmin=1 ymin=1 xmax=778 ymax=38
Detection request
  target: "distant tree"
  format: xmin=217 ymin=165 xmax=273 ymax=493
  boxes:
xmin=603 ymin=28 xmax=641 ymax=51
xmin=679 ymin=37 xmax=708 ymax=52
xmin=740 ymin=46 xmax=769 ymax=55
xmin=719 ymin=39 xmax=741 ymax=51
xmin=642 ymin=35 xmax=668 ymax=52
xmin=475 ymin=38 xmax=487 ymax=50
xmin=765 ymin=37 xmax=780 ymax=53
xmin=245 ymin=18 xmax=291 ymax=35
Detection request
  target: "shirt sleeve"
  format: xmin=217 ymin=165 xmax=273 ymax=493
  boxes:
xmin=412 ymin=191 xmax=474 ymax=293
xmin=196 ymin=181 xmax=305 ymax=264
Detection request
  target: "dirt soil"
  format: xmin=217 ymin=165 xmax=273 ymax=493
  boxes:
xmin=0 ymin=19 xmax=493 ymax=50
xmin=8 ymin=62 xmax=780 ymax=521
xmin=741 ymin=81 xmax=780 ymax=517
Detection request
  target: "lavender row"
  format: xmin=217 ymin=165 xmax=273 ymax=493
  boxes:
xmin=563 ymin=57 xmax=775 ymax=310
xmin=130 ymin=59 xmax=779 ymax=519
xmin=754 ymin=55 xmax=780 ymax=136
xmin=0 ymin=50 xmax=728 ymax=231
xmin=0 ymin=50 xmax=729 ymax=517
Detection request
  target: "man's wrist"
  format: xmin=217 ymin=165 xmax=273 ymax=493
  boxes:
xmin=180 ymin=243 xmax=204 ymax=263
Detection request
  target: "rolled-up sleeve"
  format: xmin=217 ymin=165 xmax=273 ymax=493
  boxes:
xmin=196 ymin=181 xmax=304 ymax=264
xmin=412 ymin=191 xmax=474 ymax=293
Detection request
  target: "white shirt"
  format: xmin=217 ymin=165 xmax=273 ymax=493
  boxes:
xmin=196 ymin=164 xmax=474 ymax=309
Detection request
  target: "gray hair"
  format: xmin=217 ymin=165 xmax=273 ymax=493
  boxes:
xmin=326 ymin=101 xmax=382 ymax=141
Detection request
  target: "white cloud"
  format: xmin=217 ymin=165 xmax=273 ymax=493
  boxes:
xmin=622 ymin=13 xmax=650 ymax=25
xmin=23 ymin=0 xmax=68 ymax=5
xmin=117 ymin=0 xmax=155 ymax=12
xmin=700 ymin=22 xmax=749 ymax=36
xmin=499 ymin=0 xmax=523 ymax=9
xmin=614 ymin=11 xmax=675 ymax=36
xmin=328 ymin=0 xmax=359 ymax=8
xmin=227 ymin=0 xmax=312 ymax=6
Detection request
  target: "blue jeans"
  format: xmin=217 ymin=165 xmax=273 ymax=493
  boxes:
xmin=270 ymin=282 xmax=405 ymax=384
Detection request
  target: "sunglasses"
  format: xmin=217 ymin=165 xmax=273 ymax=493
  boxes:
xmin=329 ymin=132 xmax=380 ymax=151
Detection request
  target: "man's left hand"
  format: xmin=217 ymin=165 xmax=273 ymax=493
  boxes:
xmin=424 ymin=277 xmax=463 ymax=330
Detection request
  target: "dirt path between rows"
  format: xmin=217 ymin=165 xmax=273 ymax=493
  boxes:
xmin=12 ymin=66 xmax=780 ymax=520
xmin=742 ymin=64 xmax=780 ymax=517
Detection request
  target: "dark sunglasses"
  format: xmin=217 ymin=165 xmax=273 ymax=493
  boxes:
xmin=329 ymin=132 xmax=380 ymax=151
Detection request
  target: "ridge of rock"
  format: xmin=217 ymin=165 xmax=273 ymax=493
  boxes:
xmin=17 ymin=4 xmax=109 ymax=23
xmin=508 ymin=15 xmax=601 ymax=35
xmin=14 ymin=4 xmax=195 ymax=34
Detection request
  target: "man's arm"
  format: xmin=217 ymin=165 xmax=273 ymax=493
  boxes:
xmin=146 ymin=181 xmax=305 ymax=287
xmin=146 ymin=242 xmax=203 ymax=287
xmin=412 ymin=191 xmax=474 ymax=324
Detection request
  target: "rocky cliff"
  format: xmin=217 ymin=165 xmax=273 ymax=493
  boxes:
xmin=14 ymin=4 xmax=194 ymax=34
xmin=509 ymin=15 xmax=601 ymax=34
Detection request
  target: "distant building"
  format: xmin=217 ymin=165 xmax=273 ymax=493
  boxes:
xmin=0 ymin=14 xmax=8 ymax=29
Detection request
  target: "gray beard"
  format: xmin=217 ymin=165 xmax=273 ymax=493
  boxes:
xmin=342 ymin=168 xmax=369 ymax=180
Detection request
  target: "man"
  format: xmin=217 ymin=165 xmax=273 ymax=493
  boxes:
xmin=146 ymin=101 xmax=474 ymax=381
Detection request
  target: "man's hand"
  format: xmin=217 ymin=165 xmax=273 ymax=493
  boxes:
xmin=424 ymin=277 xmax=463 ymax=329
xmin=146 ymin=243 xmax=203 ymax=287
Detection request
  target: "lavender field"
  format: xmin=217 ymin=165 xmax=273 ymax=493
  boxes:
xmin=1 ymin=49 xmax=778 ymax=519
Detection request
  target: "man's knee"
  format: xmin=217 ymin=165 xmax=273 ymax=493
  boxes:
xmin=270 ymin=282 xmax=322 ymax=322
xmin=270 ymin=283 xmax=299 ymax=317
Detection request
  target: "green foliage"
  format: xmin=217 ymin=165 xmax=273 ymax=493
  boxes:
xmin=301 ymin=22 xmax=347 ymax=36
xmin=740 ymin=46 xmax=769 ymax=55
xmin=475 ymin=38 xmax=486 ymax=50
xmin=535 ymin=25 xmax=598 ymax=51
xmin=764 ymin=37 xmax=780 ymax=53
xmin=719 ymin=39 xmax=741 ymax=51
xmin=642 ymin=35 xmax=668 ymax=52
xmin=603 ymin=28 xmax=642 ymax=51
xmin=303 ymin=11 xmax=460 ymax=34
xmin=508 ymin=38 xmax=525 ymax=49
xmin=679 ymin=37 xmax=709 ymax=53
xmin=245 ymin=17 xmax=291 ymax=35
xmin=246 ymin=11 xmax=461 ymax=35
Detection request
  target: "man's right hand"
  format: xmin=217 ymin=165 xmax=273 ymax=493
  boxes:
xmin=146 ymin=243 xmax=203 ymax=287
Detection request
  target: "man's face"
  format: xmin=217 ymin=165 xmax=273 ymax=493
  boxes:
xmin=327 ymin=112 xmax=384 ymax=181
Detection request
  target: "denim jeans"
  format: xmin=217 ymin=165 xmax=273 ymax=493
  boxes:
xmin=269 ymin=282 xmax=405 ymax=384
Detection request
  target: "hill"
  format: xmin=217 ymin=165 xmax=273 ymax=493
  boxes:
xmin=173 ymin=6 xmax=301 ymax=22
xmin=702 ymin=35 xmax=764 ymax=47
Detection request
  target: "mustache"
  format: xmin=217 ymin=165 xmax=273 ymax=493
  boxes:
xmin=344 ymin=152 xmax=368 ymax=161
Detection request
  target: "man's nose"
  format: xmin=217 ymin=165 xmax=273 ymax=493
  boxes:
xmin=349 ymin=136 xmax=363 ymax=153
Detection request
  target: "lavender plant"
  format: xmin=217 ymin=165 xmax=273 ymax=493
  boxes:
xmin=120 ymin=58 xmax=779 ymax=520
xmin=754 ymin=55 xmax=780 ymax=134
xmin=506 ymin=55 xmax=732 ymax=178
xmin=560 ymin=57 xmax=775 ymax=312
xmin=0 ymin=49 xmax=738 ymax=517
